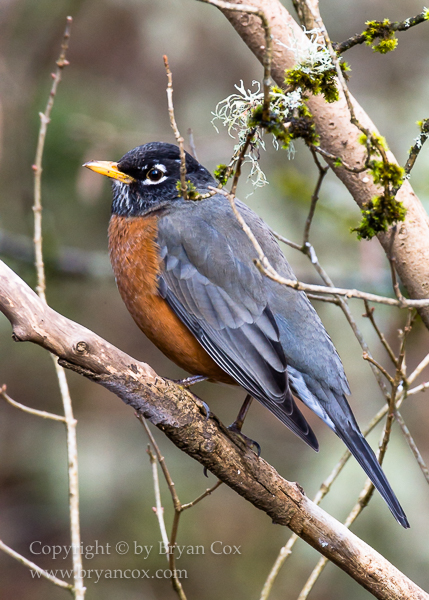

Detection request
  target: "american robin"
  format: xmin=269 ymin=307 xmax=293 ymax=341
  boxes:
xmin=84 ymin=142 xmax=409 ymax=528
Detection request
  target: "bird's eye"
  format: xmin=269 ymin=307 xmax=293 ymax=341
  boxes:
xmin=147 ymin=167 xmax=165 ymax=182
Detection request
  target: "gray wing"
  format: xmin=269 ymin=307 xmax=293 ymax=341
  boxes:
xmin=155 ymin=196 xmax=408 ymax=526
xmin=157 ymin=202 xmax=318 ymax=450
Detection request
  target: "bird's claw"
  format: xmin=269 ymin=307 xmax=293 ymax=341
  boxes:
xmin=228 ymin=423 xmax=261 ymax=458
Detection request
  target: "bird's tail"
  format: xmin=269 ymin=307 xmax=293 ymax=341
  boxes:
xmin=333 ymin=419 xmax=409 ymax=528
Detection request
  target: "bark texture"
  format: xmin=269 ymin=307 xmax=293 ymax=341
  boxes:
xmin=0 ymin=259 xmax=427 ymax=600
xmin=211 ymin=0 xmax=429 ymax=327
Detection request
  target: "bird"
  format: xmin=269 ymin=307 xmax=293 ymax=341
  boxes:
xmin=84 ymin=141 xmax=409 ymax=528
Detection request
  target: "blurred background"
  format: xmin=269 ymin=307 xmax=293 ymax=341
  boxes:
xmin=0 ymin=0 xmax=429 ymax=598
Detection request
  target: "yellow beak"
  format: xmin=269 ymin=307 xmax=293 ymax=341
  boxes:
xmin=83 ymin=160 xmax=136 ymax=184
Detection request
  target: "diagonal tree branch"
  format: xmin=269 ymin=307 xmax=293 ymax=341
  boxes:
xmin=0 ymin=258 xmax=427 ymax=600
xmin=201 ymin=0 xmax=429 ymax=329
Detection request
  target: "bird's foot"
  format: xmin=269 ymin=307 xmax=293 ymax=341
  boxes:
xmin=171 ymin=375 xmax=208 ymax=388
xmin=198 ymin=399 xmax=211 ymax=420
xmin=228 ymin=422 xmax=261 ymax=458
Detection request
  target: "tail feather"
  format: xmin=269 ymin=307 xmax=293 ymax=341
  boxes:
xmin=290 ymin=371 xmax=409 ymax=527
xmin=334 ymin=423 xmax=409 ymax=528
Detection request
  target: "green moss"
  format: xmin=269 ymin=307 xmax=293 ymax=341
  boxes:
xmin=285 ymin=64 xmax=339 ymax=103
xmin=369 ymin=160 xmax=404 ymax=187
xmin=373 ymin=38 xmax=398 ymax=54
xmin=334 ymin=157 xmax=343 ymax=167
xmin=340 ymin=61 xmax=351 ymax=80
xmin=358 ymin=132 xmax=387 ymax=150
xmin=214 ymin=164 xmax=230 ymax=186
xmin=362 ymin=19 xmax=398 ymax=53
xmin=352 ymin=194 xmax=406 ymax=239
xmin=175 ymin=180 xmax=201 ymax=200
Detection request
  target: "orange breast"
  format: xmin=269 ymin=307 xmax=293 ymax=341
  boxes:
xmin=108 ymin=214 xmax=235 ymax=385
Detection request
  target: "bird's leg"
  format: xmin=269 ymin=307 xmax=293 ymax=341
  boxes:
xmin=171 ymin=375 xmax=208 ymax=387
xmin=228 ymin=395 xmax=261 ymax=457
xmin=229 ymin=394 xmax=253 ymax=432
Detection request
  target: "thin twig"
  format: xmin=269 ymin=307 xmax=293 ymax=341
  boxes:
xmin=137 ymin=415 xmax=181 ymax=509
xmin=363 ymin=301 xmax=398 ymax=366
xmin=0 ymin=540 xmax=72 ymax=591
xmin=408 ymin=351 xmax=429 ymax=385
xmin=0 ymin=385 xmax=66 ymax=422
xmin=312 ymin=144 xmax=368 ymax=173
xmin=230 ymin=129 xmax=256 ymax=197
xmin=334 ymin=9 xmax=429 ymax=54
xmin=302 ymin=148 xmax=328 ymax=246
xmin=164 ymin=55 xmax=187 ymax=200
xmin=272 ymin=192 xmax=389 ymax=396
xmin=137 ymin=414 xmax=222 ymax=597
xmin=389 ymin=255 xmax=405 ymax=304
xmin=403 ymin=118 xmax=429 ymax=177
xmin=31 ymin=17 xmax=85 ymax=600
xmin=395 ymin=411 xmax=429 ymax=484
xmin=33 ymin=17 xmax=72 ymax=302
xmin=181 ymin=480 xmax=223 ymax=510
xmin=255 ymin=266 xmax=429 ymax=308
xmin=408 ymin=381 xmax=429 ymax=396
xmin=306 ymin=292 xmax=340 ymax=304
xmin=137 ymin=416 xmax=186 ymax=600
xmin=260 ymin=534 xmax=296 ymax=600
xmin=362 ymin=352 xmax=394 ymax=384
xmin=147 ymin=445 xmax=170 ymax=552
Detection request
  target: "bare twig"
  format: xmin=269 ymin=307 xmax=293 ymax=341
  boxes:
xmin=147 ymin=445 xmax=169 ymax=551
xmin=408 ymin=351 xmax=429 ymax=385
xmin=389 ymin=255 xmax=406 ymax=304
xmin=0 ymin=385 xmax=66 ymax=422
xmin=312 ymin=144 xmax=369 ymax=174
xmin=30 ymin=17 xmax=85 ymax=600
xmin=33 ymin=17 xmax=72 ymax=302
xmin=138 ymin=415 xmax=221 ymax=600
xmin=137 ymin=416 xmax=180 ymax=509
xmin=395 ymin=411 xmax=429 ymax=484
xmin=255 ymin=267 xmax=429 ymax=308
xmin=362 ymin=352 xmax=394 ymax=384
xmin=138 ymin=416 xmax=186 ymax=600
xmin=260 ymin=534 xmax=295 ymax=600
xmin=363 ymin=301 xmax=398 ymax=366
xmin=408 ymin=381 xmax=429 ymax=396
xmin=181 ymin=480 xmax=223 ymax=510
xmin=302 ymin=149 xmax=328 ymax=246
xmin=0 ymin=540 xmax=72 ymax=591
xmin=164 ymin=55 xmax=188 ymax=200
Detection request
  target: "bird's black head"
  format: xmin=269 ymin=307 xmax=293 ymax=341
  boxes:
xmin=84 ymin=142 xmax=216 ymax=217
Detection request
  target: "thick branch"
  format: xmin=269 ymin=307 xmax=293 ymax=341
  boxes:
xmin=0 ymin=259 xmax=427 ymax=600
xmin=206 ymin=0 xmax=429 ymax=329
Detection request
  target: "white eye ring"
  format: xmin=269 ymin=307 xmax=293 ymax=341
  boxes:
xmin=143 ymin=163 xmax=167 ymax=185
